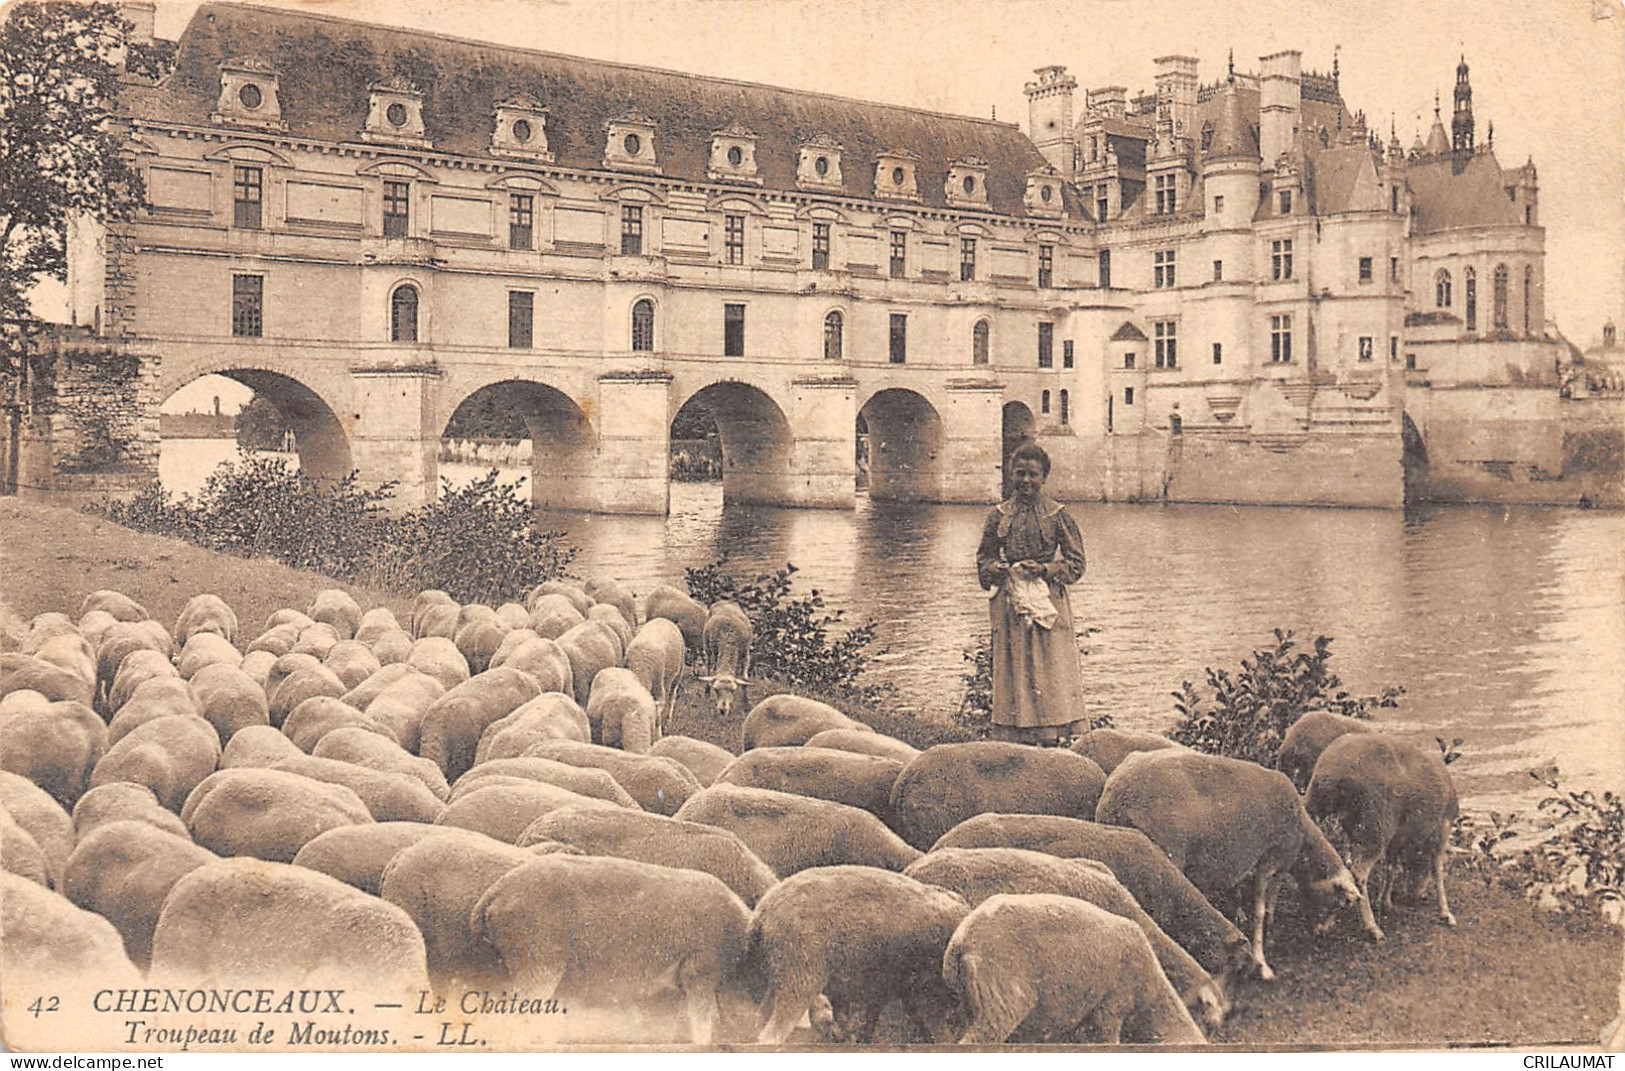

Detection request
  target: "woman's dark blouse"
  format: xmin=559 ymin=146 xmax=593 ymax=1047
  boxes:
xmin=976 ymin=495 xmax=1087 ymax=590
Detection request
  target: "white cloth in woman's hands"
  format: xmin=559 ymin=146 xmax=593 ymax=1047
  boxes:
xmin=1006 ymin=573 xmax=1058 ymax=630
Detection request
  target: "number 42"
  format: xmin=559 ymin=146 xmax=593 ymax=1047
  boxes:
xmin=28 ymin=996 xmax=59 ymax=1017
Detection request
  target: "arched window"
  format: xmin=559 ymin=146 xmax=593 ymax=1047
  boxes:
xmin=1493 ymin=263 xmax=1509 ymax=329
xmin=1435 ymin=269 xmax=1452 ymax=308
xmin=1523 ymin=266 xmax=1533 ymax=334
xmin=1041 ymin=389 xmax=1051 ymax=415
xmin=1464 ymin=268 xmax=1478 ymax=331
xmin=631 ymin=298 xmax=655 ymax=352
xmin=823 ymin=310 xmax=843 ymax=361
xmin=972 ymin=319 xmax=990 ymax=365
xmin=1059 ymin=389 xmax=1070 ymax=425
xmin=390 ymin=284 xmax=418 ymax=343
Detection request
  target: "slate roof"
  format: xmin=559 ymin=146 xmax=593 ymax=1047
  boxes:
xmin=125 ymin=2 xmax=1072 ymax=218
xmin=1110 ymin=321 xmax=1148 ymax=341
xmin=1407 ymin=151 xmax=1521 ymax=232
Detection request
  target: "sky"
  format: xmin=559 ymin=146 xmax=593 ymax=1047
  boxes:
xmin=91 ymin=0 xmax=1625 ymax=408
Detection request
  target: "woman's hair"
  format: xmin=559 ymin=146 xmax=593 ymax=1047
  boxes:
xmin=1009 ymin=440 xmax=1051 ymax=478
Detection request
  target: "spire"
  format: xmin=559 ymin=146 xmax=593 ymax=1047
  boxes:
xmin=1204 ymin=75 xmax=1260 ymax=165
xmin=1452 ymin=53 xmax=1475 ymax=154
xmin=1332 ymin=45 xmax=1341 ymax=83
xmin=1227 ymin=48 xmax=1235 ymax=82
xmin=1424 ymin=90 xmax=1450 ymax=156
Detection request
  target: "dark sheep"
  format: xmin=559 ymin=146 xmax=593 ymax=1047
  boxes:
xmin=890 ymin=742 xmax=1107 ymax=850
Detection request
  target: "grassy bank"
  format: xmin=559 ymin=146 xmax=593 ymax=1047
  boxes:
xmin=3 ymin=495 xmax=1619 ymax=1048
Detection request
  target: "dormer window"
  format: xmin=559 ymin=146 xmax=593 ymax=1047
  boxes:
xmin=604 ymin=111 xmax=659 ymax=174
xmin=214 ymin=56 xmax=285 ymax=130
xmin=491 ymin=92 xmax=554 ymax=163
xmin=363 ymin=76 xmax=429 ymax=147
xmin=708 ymin=123 xmax=761 ymax=184
xmin=874 ymin=151 xmax=920 ymax=202
xmin=1024 ymin=166 xmax=1065 ymax=218
xmin=946 ymin=157 xmax=990 ymax=208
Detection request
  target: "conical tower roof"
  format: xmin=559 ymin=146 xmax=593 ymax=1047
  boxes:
xmin=1204 ymin=78 xmax=1259 ymax=165
xmin=1424 ymin=115 xmax=1450 ymax=156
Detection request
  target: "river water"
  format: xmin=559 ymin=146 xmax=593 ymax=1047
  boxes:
xmin=161 ymin=439 xmax=1624 ymax=813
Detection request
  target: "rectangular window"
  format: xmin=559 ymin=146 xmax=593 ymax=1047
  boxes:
xmin=1123 ymin=351 xmax=1136 ymax=369
xmin=1391 ymin=185 xmax=1400 ymax=213
xmin=508 ymin=291 xmax=533 ymax=349
xmin=1271 ymin=239 xmax=1293 ymax=281
xmin=1154 ymin=320 xmax=1177 ymax=368
xmin=1154 ymin=249 xmax=1176 ymax=289
xmin=723 ymin=303 xmax=745 ymax=357
xmin=724 ymin=214 xmax=745 ymax=265
xmin=960 ymin=237 xmax=977 ymax=282
xmin=1213 ymin=194 xmax=1225 ymax=213
xmin=1212 ymin=342 xmax=1223 ymax=365
xmin=508 ymin=194 xmax=534 ymax=250
xmin=382 ymin=180 xmax=410 ymax=238
xmin=1390 ymin=336 xmax=1399 ymax=362
xmin=1059 ymin=389 xmax=1070 ymax=425
xmin=1212 ymin=260 xmax=1223 ymax=282
xmin=1406 ymin=352 xmax=1417 ymax=370
xmin=1270 ymin=314 xmax=1293 ymax=363
xmin=1154 ymin=173 xmax=1177 ymax=215
xmin=1038 ymin=322 xmax=1054 ymax=369
xmin=231 ymin=274 xmax=263 ymax=338
xmin=233 ymin=166 xmax=263 ymax=230
xmin=889 ymin=231 xmax=907 ymax=278
xmin=1358 ymin=336 xmax=1374 ymax=362
xmin=1124 ymin=386 xmax=1135 ymax=405
xmin=620 ymin=204 xmax=643 ymax=255
xmin=1041 ymin=390 xmax=1051 ymax=415
xmin=1098 ymin=249 xmax=1111 ymax=289
xmin=1062 ymin=339 xmax=1074 ymax=369
xmin=1038 ymin=244 xmax=1054 ymax=288
xmin=889 ymin=313 xmax=907 ymax=364
xmin=1096 ymin=190 xmax=1109 ymax=221
xmin=1390 ymin=256 xmax=1400 ymax=282
xmin=811 ymin=222 xmax=831 ymax=271
xmin=1359 ymin=256 xmax=1374 ymax=283
xmin=1279 ymin=189 xmax=1292 ymax=214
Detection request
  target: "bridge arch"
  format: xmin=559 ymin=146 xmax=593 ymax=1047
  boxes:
xmin=1001 ymin=400 xmax=1037 ymax=498
xmin=673 ymin=379 xmax=793 ymax=506
xmin=1402 ymin=411 xmax=1430 ymax=504
xmin=160 ymin=364 xmax=352 ymax=485
xmin=440 ymin=377 xmax=595 ymax=511
xmin=859 ymin=387 xmax=945 ymax=502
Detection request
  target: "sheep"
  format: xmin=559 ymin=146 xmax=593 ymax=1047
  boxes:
xmin=905 ymin=847 xmax=1227 ymax=1034
xmin=676 ymin=783 xmax=920 ymax=876
xmin=370 ymin=627 xmax=415 ymax=666
xmin=219 ymin=723 xmax=305 ymax=769
xmin=750 ymin=865 xmax=969 ymax=1044
xmin=184 ymin=767 xmax=373 ymax=861
xmin=931 ymin=813 xmax=1254 ymax=991
xmin=91 ymin=714 xmax=221 ymax=813
xmin=63 ymin=819 xmax=216 ymax=968
xmin=494 ymin=602 xmax=531 ymax=630
xmin=2 ymin=873 xmax=142 ymax=1036
xmin=586 ymin=666 xmax=660 ymax=753
xmin=71 ymin=782 xmax=190 ymax=840
xmin=804 ymin=728 xmax=920 ymax=764
xmin=379 ymin=827 xmax=544 ymax=992
xmin=475 ymin=692 xmax=592 ymax=761
xmin=457 ymin=603 xmax=499 ymax=631
xmin=1096 ymin=749 xmax=1363 ymax=981
xmin=587 ymin=601 xmax=635 ymax=653
xmin=626 ymin=616 xmax=686 ymax=731
xmin=291 ymin=821 xmax=457 ymax=895
xmin=0 ymin=770 xmax=75 ymax=888
xmin=418 ymin=666 xmax=545 ymax=782
xmin=187 ymin=662 xmax=271 ymax=741
xmin=174 ymin=592 xmax=238 ymax=645
xmin=76 ymin=609 xmax=120 ymax=650
xmin=521 ymin=803 xmax=779 ymax=906
xmin=528 ymin=595 xmax=585 ymax=640
xmin=410 ymin=589 xmax=458 ymax=637
xmin=643 ymin=584 xmax=708 ymax=662
xmin=717 ymin=746 xmax=904 ymax=824
xmin=890 ymin=741 xmax=1108 ymax=850
xmin=272 ymin=754 xmax=445 ymax=823
xmin=1305 ymin=733 xmax=1460 ymax=939
xmin=308 ymin=589 xmax=362 ymax=641
xmin=291 ymin=622 xmax=341 ymax=660
xmin=699 ymin=600 xmax=753 ymax=718
xmin=1071 ymin=727 xmax=1186 ymax=774
xmin=474 ymin=853 xmax=752 ymax=1044
xmin=416 ymin=601 xmax=461 ymax=641
xmin=94 ymin=619 xmax=172 ymax=704
xmin=176 ymin=631 xmax=241 ymax=680
xmin=741 ymin=693 xmax=869 ymax=751
xmin=3 ymin=805 xmax=51 ymax=886
xmin=238 ymin=649 xmax=277 ymax=692
xmin=0 ymin=691 xmax=107 ymax=808
xmin=324 ymin=639 xmax=382 ymax=691
xmin=451 ymin=757 xmax=639 ymax=809
xmin=527 ymin=579 xmax=592 ymax=617
xmin=524 ymin=740 xmax=702 ymax=815
xmin=487 ymin=635 xmax=573 ymax=695
xmin=107 ymin=676 xmax=198 ymax=746
xmin=247 ymin=621 xmax=303 ymax=657
xmin=80 ymin=589 xmax=147 ymax=623
xmin=359 ymin=669 xmax=446 ymax=752
xmin=268 ymin=662 xmax=347 ymax=728
xmin=355 ymin=606 xmax=404 ymax=645
xmin=1 ymin=652 xmax=94 ymax=707
xmin=557 ymin=619 xmax=623 ymax=709
xmin=945 ymin=894 xmax=1207 ymax=1044
xmin=342 ymin=662 xmax=416 ymax=709
xmin=264 ymin=607 xmax=315 ymax=632
xmin=150 ymin=857 xmax=428 ymax=993
xmin=28 ymin=630 xmax=97 ymax=691
xmin=282 ymin=694 xmax=397 ymax=753
xmin=437 ymin=779 xmax=623 ymax=843
xmin=583 ymin=576 xmax=639 ymax=631
xmin=454 ymin=617 xmax=508 ymax=676
xmin=314 ymin=725 xmax=451 ymax=800
xmin=1279 ymin=710 xmax=1377 ymax=792
xmin=107 ymin=648 xmax=179 ymax=715
xmin=407 ymin=635 xmax=472 ymax=691
xmin=649 ymin=735 xmax=737 ymax=787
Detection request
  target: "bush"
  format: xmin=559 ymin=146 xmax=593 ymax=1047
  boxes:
xmin=684 ymin=559 xmax=885 ymax=700
xmin=1168 ymin=629 xmax=1402 ymax=767
xmin=89 ymin=458 xmax=574 ymax=603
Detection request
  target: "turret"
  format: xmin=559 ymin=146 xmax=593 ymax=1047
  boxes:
xmin=1452 ymin=55 xmax=1475 ymax=156
xmin=1423 ymin=93 xmax=1450 ymax=157
xmin=1026 ymin=65 xmax=1078 ymax=179
xmin=1259 ymin=50 xmax=1302 ymax=168
xmin=1506 ymin=157 xmax=1539 ymax=227
xmin=1203 ymin=75 xmax=1261 ymax=232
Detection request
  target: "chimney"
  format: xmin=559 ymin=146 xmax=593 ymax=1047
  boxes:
xmin=1154 ymin=55 xmax=1199 ymax=140
xmin=120 ymin=1 xmax=155 ymax=47
xmin=1259 ymin=50 xmax=1302 ymax=168
xmin=1025 ymin=66 xmax=1078 ymax=178
xmin=1089 ymin=86 xmax=1128 ymax=121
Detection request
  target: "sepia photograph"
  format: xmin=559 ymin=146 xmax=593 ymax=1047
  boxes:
xmin=0 ymin=0 xmax=1622 ymax=1054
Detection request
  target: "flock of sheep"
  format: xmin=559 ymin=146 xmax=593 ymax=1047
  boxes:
xmin=1 ymin=577 xmax=1460 ymax=1046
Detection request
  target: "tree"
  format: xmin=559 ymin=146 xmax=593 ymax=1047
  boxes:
xmin=0 ymin=2 xmax=149 ymax=366
xmin=235 ymin=395 xmax=290 ymax=452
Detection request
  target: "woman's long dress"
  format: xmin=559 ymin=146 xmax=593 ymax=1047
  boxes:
xmin=975 ymin=495 xmax=1087 ymax=736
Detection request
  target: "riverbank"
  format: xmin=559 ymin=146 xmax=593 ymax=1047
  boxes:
xmin=1 ymin=496 xmax=1619 ymax=1048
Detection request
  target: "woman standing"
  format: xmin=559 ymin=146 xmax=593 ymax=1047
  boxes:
xmin=975 ymin=442 xmax=1087 ymax=745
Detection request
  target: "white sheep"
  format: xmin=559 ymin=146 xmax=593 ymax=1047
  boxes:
xmin=699 ymin=601 xmax=753 ymax=718
xmin=890 ymin=741 xmax=1107 ymax=850
xmin=675 ymin=783 xmax=920 ymax=876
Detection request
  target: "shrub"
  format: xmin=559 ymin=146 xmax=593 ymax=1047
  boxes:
xmin=684 ymin=559 xmax=885 ymax=699
xmin=1168 ymin=629 xmax=1402 ymax=767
